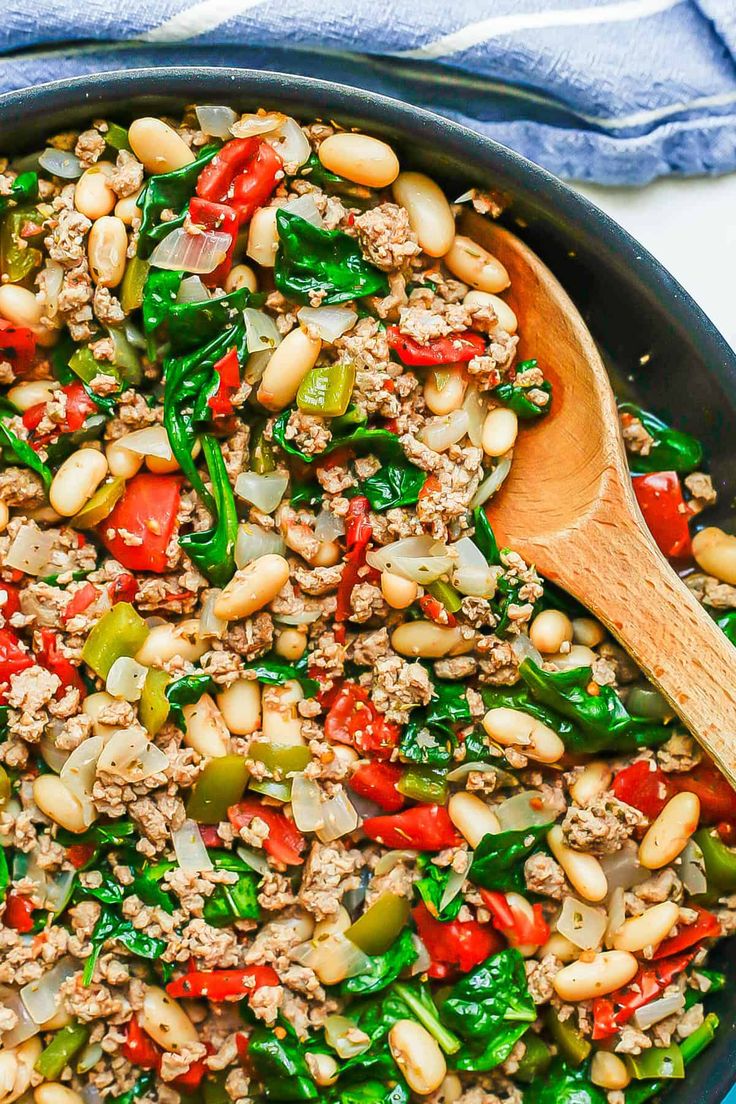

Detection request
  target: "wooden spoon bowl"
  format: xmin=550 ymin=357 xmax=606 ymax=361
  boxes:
xmin=461 ymin=211 xmax=736 ymax=785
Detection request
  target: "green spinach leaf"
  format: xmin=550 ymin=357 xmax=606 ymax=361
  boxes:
xmin=247 ymin=1026 xmax=318 ymax=1100
xmin=523 ymin=1060 xmax=606 ymax=1104
xmin=341 ymin=929 xmax=418 ymax=996
xmin=242 ymin=653 xmax=319 ymax=697
xmin=165 ymin=671 xmax=216 ymax=731
xmin=472 ymin=505 xmax=500 ymax=565
xmin=0 ymin=420 xmax=52 ymax=489
xmin=619 ymin=402 xmax=703 ymax=474
xmin=179 ymin=435 xmax=238 ymax=586
xmin=0 ymin=172 xmax=38 ymax=214
xmin=491 ymin=363 xmax=551 ymax=419
xmin=469 ymin=823 xmax=552 ymax=893
xmin=415 ymin=859 xmax=464 ymax=921
xmin=84 ymin=906 xmax=166 ymax=984
xmin=275 ymin=210 xmax=388 ymax=305
xmin=136 ymin=145 xmax=219 ymax=258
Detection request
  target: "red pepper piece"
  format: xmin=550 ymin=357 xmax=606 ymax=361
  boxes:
xmin=36 ymin=629 xmax=86 ymax=695
xmin=109 ymin=572 xmax=138 ymax=604
xmin=4 ymin=892 xmax=35 ymax=932
xmin=480 ymin=890 xmax=550 ymax=950
xmin=0 ymin=583 xmax=21 ymax=621
xmin=387 ymin=326 xmax=486 ymax=366
xmin=668 ymin=761 xmax=736 ymax=825
xmin=207 ymin=346 xmax=241 ymax=418
xmin=652 ymin=906 xmax=720 ymax=959
xmin=122 ymin=1018 xmax=161 ymax=1070
xmin=228 ymin=142 xmax=283 ymax=225
xmin=23 ymin=382 xmax=98 ymax=443
xmin=349 ymin=761 xmax=405 ymax=812
xmin=198 ymin=825 xmax=223 ymax=849
xmin=188 ymin=196 xmax=239 ymax=287
xmin=0 ymin=628 xmax=33 ymax=703
xmin=612 ymin=759 xmax=670 ymax=819
xmin=166 ymin=966 xmax=280 ymax=1001
xmin=344 ymin=495 xmax=372 ymax=547
xmin=196 ymin=138 xmax=260 ymax=203
xmin=362 ymin=804 xmax=461 ymax=851
xmin=62 ymin=582 xmax=98 ymax=624
xmin=325 ymin=683 xmax=400 ymax=761
xmin=592 ymin=951 xmax=697 ymax=1039
xmin=100 ymin=473 xmax=182 ymax=574
xmin=172 ymin=1055 xmax=209 ymax=1092
xmin=66 ymin=844 xmax=96 ymax=869
xmin=0 ymin=319 xmax=36 ymax=376
xmin=412 ymin=902 xmax=502 ymax=977
xmin=228 ymin=801 xmax=306 ymax=865
xmin=195 ymin=138 xmax=282 ymax=225
xmin=632 ymin=471 xmax=692 ymax=559
xmin=335 ymin=496 xmax=375 ymax=622
xmin=419 ymin=594 xmax=457 ymax=627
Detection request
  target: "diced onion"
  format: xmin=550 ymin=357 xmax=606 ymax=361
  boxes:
xmin=172 ymin=819 xmax=214 ymax=872
xmin=176 ymin=275 xmax=210 ymax=304
xmin=317 ymin=787 xmax=360 ymax=843
xmin=446 ymin=761 xmax=497 ymax=781
xmin=463 ymin=385 xmax=487 ymax=447
xmin=76 ymin=1042 xmax=104 ymax=1074
xmin=294 ymin=934 xmax=372 ymax=987
xmin=297 ymin=306 xmax=357 ymax=344
xmin=470 ymin=457 xmax=512 ymax=508
xmin=106 ymin=656 xmax=148 ymax=702
xmin=236 ymin=845 xmax=271 ymax=875
xmin=557 ymin=896 xmax=607 ymax=951
xmin=600 ymin=841 xmax=649 ymax=892
xmin=633 ymin=993 xmax=685 ymax=1030
xmin=419 ymin=410 xmax=470 ymax=453
xmin=496 ymin=790 xmax=557 ymax=831
xmin=604 ymin=886 xmax=626 ymax=947
xmin=199 ymin=590 xmax=226 ymax=640
xmin=452 ymin=535 xmax=498 ymax=597
xmin=314 ymin=508 xmax=345 ymax=542
xmin=122 ymin=318 xmax=147 ymax=350
xmin=243 ymin=308 xmax=282 ymax=354
xmin=274 ymin=609 xmax=323 ymax=626
xmin=439 ymin=866 xmax=466 ymax=912
xmin=266 ymin=117 xmax=312 ymax=169
xmin=230 ymin=111 xmax=285 ymax=138
xmin=678 ymin=838 xmax=707 ymax=896
xmin=20 ymin=957 xmax=78 ymax=1025
xmin=410 ymin=935 xmax=431 ymax=976
xmin=235 ymin=471 xmax=289 ymax=514
xmin=40 ymin=261 xmax=64 ymax=318
xmin=196 ymin=104 xmax=239 ymax=137
xmin=374 ymin=850 xmax=415 ymax=876
xmin=38 ymin=148 xmax=83 ymax=180
xmin=454 ymin=189 xmax=474 ymax=204
xmin=283 ymin=193 xmax=324 ymax=228
xmin=6 ymin=524 xmax=56 ymax=576
xmin=511 ymin=634 xmax=544 ymax=666
xmin=149 ymin=227 xmax=231 ymax=274
xmin=45 ymin=869 xmax=75 ymax=917
xmin=39 ymin=729 xmax=70 ymax=774
xmin=366 ymin=536 xmax=452 ymax=585
xmin=291 ymin=773 xmax=324 ymax=833
xmin=60 ymin=737 xmax=103 ymax=825
xmin=0 ymin=987 xmax=40 ymax=1047
xmin=235 ymin=523 xmax=286 ymax=568
xmin=323 ymin=1013 xmax=371 ymax=1059
xmin=96 ymin=728 xmax=169 ymax=783
xmin=81 ymin=1087 xmax=103 ymax=1104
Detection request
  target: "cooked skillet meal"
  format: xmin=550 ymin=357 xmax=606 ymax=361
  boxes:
xmin=0 ymin=104 xmax=733 ymax=1104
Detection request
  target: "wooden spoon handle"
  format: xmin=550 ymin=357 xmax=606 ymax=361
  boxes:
xmin=551 ymin=515 xmax=736 ymax=784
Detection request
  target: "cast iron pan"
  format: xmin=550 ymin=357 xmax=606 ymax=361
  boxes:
xmin=1 ymin=68 xmax=734 ymax=1104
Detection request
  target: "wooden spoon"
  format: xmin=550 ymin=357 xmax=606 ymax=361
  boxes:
xmin=462 ymin=210 xmax=736 ymax=785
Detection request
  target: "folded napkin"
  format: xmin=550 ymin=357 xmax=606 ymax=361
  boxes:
xmin=1 ymin=0 xmax=735 ymax=183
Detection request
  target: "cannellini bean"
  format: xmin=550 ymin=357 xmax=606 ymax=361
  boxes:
xmin=217 ymin=678 xmax=262 ymax=735
xmin=530 ymin=609 xmax=573 ymax=654
xmin=391 ymin=621 xmax=476 ymax=659
xmin=389 ymin=1020 xmax=446 ymax=1096
xmin=692 ymin=526 xmax=736 ymax=585
xmin=319 ymin=133 xmax=399 ymax=188
xmin=106 ymin=437 xmax=143 ymax=478
xmin=591 ymin=1052 xmax=631 ymax=1091
xmin=0 ymin=503 xmax=8 ymax=535
xmin=423 ymin=367 xmax=467 ymax=416
xmin=549 ymin=644 xmax=597 ymax=670
xmin=433 ymin=1075 xmax=463 ymax=1104
xmin=463 ymin=290 xmax=518 ymax=334
xmin=215 ymin=554 xmax=290 ymax=620
xmin=74 ymin=164 xmax=116 ymax=219
xmin=0 ymin=1038 xmax=42 ymax=1104
xmin=35 ymin=1084 xmax=85 ymax=1104
xmin=639 ymin=792 xmax=700 ymax=869
xmin=182 ymin=694 xmax=230 ymax=757
xmin=569 ymin=761 xmax=612 ymax=806
xmin=88 ymin=215 xmax=127 ymax=288
xmin=307 ymin=1052 xmax=339 ymax=1087
xmin=612 ymin=901 xmax=680 ymax=952
xmin=448 ymin=792 xmax=500 ymax=848
xmin=261 ymin=681 xmax=305 ymax=745
xmin=135 ymin=619 xmax=207 ymax=665
xmin=257 ymin=327 xmax=322 ymax=411
xmin=83 ymin=690 xmax=122 ymax=738
xmin=482 ymin=707 xmax=564 ymax=764
xmin=481 ymin=406 xmax=518 ymax=457
xmin=247 ymin=206 xmax=279 ymax=267
xmin=6 ymin=379 xmax=60 ymax=411
xmin=0 ymin=285 xmax=44 ymax=329
xmin=310 ymin=541 xmax=341 ymax=568
xmin=128 ymin=117 xmax=195 ymax=174
xmin=392 ymin=171 xmax=455 ymax=257
xmin=225 ymin=263 xmax=258 ymax=293
xmin=114 ymin=188 xmax=143 ymax=225
xmin=140 ymin=985 xmax=199 ymax=1052
xmin=548 ymin=824 xmax=608 ymax=902
xmin=444 ymin=235 xmax=510 ymax=293
xmin=572 ymin=616 xmax=606 ymax=647
xmin=33 ymin=775 xmax=88 ymax=833
xmin=274 ymin=627 xmax=308 ymax=661
xmin=554 ymin=950 xmax=638 ymax=1001
xmin=381 ymin=571 xmax=418 ymax=609
xmin=540 ymin=932 xmax=580 ymax=964
xmin=49 ymin=448 xmax=108 ymax=517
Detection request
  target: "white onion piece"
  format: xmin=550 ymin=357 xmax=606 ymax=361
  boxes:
xmin=410 ymin=935 xmax=431 ymax=976
xmin=236 ymin=845 xmax=271 ymax=875
xmin=439 ymin=865 xmax=466 ymax=912
xmin=40 ymin=261 xmax=64 ymax=318
xmin=123 ymin=318 xmax=147 ymax=350
xmin=96 ymin=728 xmax=168 ymax=783
xmin=196 ymin=104 xmax=239 ymax=137
xmin=463 ymin=385 xmax=486 ymax=447
xmin=366 ymin=536 xmax=452 ymax=584
xmin=243 ymin=308 xmax=282 ymax=354
xmin=176 ymin=275 xmax=210 ymax=304
xmin=600 ymin=841 xmax=649 ymax=893
xmin=678 ymin=838 xmax=707 ymax=896
xmin=149 ymin=227 xmax=231 ymax=274
xmin=39 ymin=731 xmax=70 ymax=774
xmin=60 ymin=737 xmax=103 ymax=823
xmin=295 ymin=934 xmax=371 ymax=983
xmin=274 ymin=609 xmax=322 ymax=626
xmin=314 ymin=507 xmax=345 ymax=542
xmin=604 ymin=886 xmax=626 ymax=948
xmin=496 ymin=790 xmax=556 ymax=831
xmin=231 ymin=111 xmax=285 ymax=137
xmin=446 ymin=761 xmax=497 ymax=781
xmin=235 ymin=471 xmax=289 ymax=514
xmin=633 ymin=992 xmax=686 ymax=1030
xmin=77 ymin=1042 xmax=104 ymax=1074
xmin=199 ymin=590 xmax=226 ymax=639
xmin=324 ymin=1013 xmax=371 ymax=1058
xmin=244 ymin=349 xmax=274 ymax=386
xmin=106 ymin=656 xmax=148 ymax=702
xmin=291 ymin=773 xmax=324 ymax=833
xmin=316 ymin=787 xmax=359 ymax=843
xmin=374 ymin=850 xmax=415 ymax=876
xmin=452 ymin=539 xmax=498 ymax=596
xmin=297 ymin=306 xmax=357 ymax=344
xmin=21 ymin=957 xmax=78 ymax=1025
xmin=235 ymin=523 xmax=286 ymax=569
xmin=453 ymin=535 xmax=488 ymax=571
xmin=470 ymin=457 xmax=512 ymax=508
xmin=454 ymin=189 xmax=474 ymax=204
xmin=419 ymin=410 xmax=470 ymax=453
xmin=45 ymin=869 xmax=75 ymax=916
xmin=81 ymin=1086 xmax=103 ymax=1104
xmin=172 ymin=820 xmax=214 ymax=872
xmin=38 ymin=147 xmax=83 ymax=180
xmin=6 ymin=524 xmax=56 ymax=575
xmin=267 ymin=117 xmax=312 ymax=169
xmin=117 ymin=425 xmax=174 ymax=461
xmin=0 ymin=987 xmax=40 ymax=1047
xmin=511 ymin=634 xmax=544 ymax=666
xmin=283 ymin=193 xmax=324 ymax=228
xmin=557 ymin=896 xmax=607 ymax=951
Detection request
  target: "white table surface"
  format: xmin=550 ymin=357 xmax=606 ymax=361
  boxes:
xmin=573 ymin=175 xmax=736 ymax=351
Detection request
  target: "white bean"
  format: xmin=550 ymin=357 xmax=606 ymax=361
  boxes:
xmin=529 ymin=609 xmax=573 ymax=654
xmin=569 ymin=761 xmax=612 ymax=806
xmin=539 ymin=932 xmax=580 ymax=964
xmin=35 ymin=1085 xmax=85 ymax=1104
xmin=692 ymin=526 xmax=736 ymax=585
xmin=448 ymin=792 xmax=500 ymax=848
xmin=33 ymin=774 xmax=89 ymax=833
xmin=553 ymin=950 xmax=638 ymax=1001
xmin=182 ymin=694 xmax=230 ymax=758
xmin=106 ymin=438 xmax=143 ymax=478
xmin=0 ymin=285 xmax=44 ymax=329
xmin=128 ymin=118 xmax=195 ymax=174
xmin=247 ymin=206 xmax=279 ymax=267
xmin=262 ymin=681 xmax=305 ymax=745
xmin=549 ymin=644 xmax=597 ymax=670
xmin=481 ymin=406 xmax=518 ymax=457
xmin=135 ymin=619 xmax=207 ymax=665
xmin=389 ymin=1020 xmax=446 ymax=1096
xmin=381 ymin=571 xmax=418 ymax=609
xmin=639 ymin=792 xmax=700 ymax=869
xmin=225 ymin=263 xmax=258 ymax=293
xmin=0 ymin=503 xmax=8 ymax=535
xmin=49 ymin=449 xmax=108 ymax=517
xmin=88 ymin=215 xmax=127 ymax=288
xmin=482 ymin=707 xmax=564 ymax=764
xmin=214 ymin=554 xmax=290 ymax=620
xmin=463 ymin=290 xmax=518 ymax=334
xmin=444 ymin=235 xmax=510 ymax=293
xmin=6 ymin=379 xmax=60 ymax=411
xmin=590 ymin=1052 xmax=631 ymax=1091
xmin=74 ymin=164 xmax=116 ymax=220
xmin=319 ymin=133 xmax=399 ymax=188
xmin=392 ymin=171 xmax=455 ymax=257
xmin=307 ymin=1052 xmax=339 ymax=1087
xmin=256 ymin=327 xmax=322 ymax=411
xmin=83 ymin=690 xmax=122 ymax=738
xmin=217 ymin=678 xmax=262 ymax=735
xmin=114 ymin=188 xmax=143 ymax=225
xmin=140 ymin=985 xmax=199 ymax=1052
xmin=423 ymin=367 xmax=467 ymax=416
xmin=391 ymin=621 xmax=476 ymax=659
xmin=0 ymin=1038 xmax=42 ymax=1104
xmin=572 ymin=617 xmax=606 ymax=647
xmin=274 ymin=627 xmax=308 ymax=661
xmin=548 ymin=824 xmax=608 ymax=902
xmin=612 ymin=901 xmax=680 ymax=952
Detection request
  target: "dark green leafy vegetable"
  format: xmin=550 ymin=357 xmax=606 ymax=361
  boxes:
xmin=202 ymin=851 xmax=261 ymax=926
xmin=472 ymin=505 xmax=500 ymax=565
xmin=57 ymin=819 xmax=135 ymax=858
xmin=110 ymin=1072 xmax=155 ymax=1104
xmin=714 ymin=610 xmax=736 ymax=646
xmin=329 ymin=1083 xmax=410 ymax=1104
xmin=275 ymin=210 xmax=388 ymax=305
xmin=142 ymin=269 xmax=182 ymax=333
xmin=0 ymin=171 xmax=38 ymax=214
xmin=523 ymin=1059 xmax=606 ymax=1104
xmin=399 ymin=718 xmax=455 ymax=765
xmin=179 ymin=435 xmax=238 ymax=586
xmin=299 ymin=154 xmax=374 ymax=202
xmin=45 ymin=414 xmax=108 ymax=467
xmin=136 ymin=145 xmax=218 ymax=257
xmin=514 ymin=1033 xmax=553 ymax=1083
xmin=0 ymin=419 xmax=51 ymax=488
xmin=242 ymin=653 xmax=320 ymax=697
xmin=0 ymin=847 xmax=9 ymax=904
xmin=143 ymin=268 xmax=251 ymax=352
xmin=84 ymin=906 xmax=166 ymax=984
xmin=247 ymin=1026 xmax=318 ymax=1100
xmin=165 ymin=671 xmax=215 ymax=731
xmin=415 ymin=858 xmax=464 ymax=921
xmin=492 ymin=364 xmax=551 ymax=419
xmin=341 ymin=929 xmax=418 ymax=996
xmin=392 ymin=982 xmax=462 ymax=1054
xmin=130 ymin=860 xmax=176 ymax=914
xmin=76 ymin=865 xmax=124 ymax=905
xmin=619 ymin=402 xmax=703 ymax=474
xmin=469 ymin=823 xmax=552 ymax=892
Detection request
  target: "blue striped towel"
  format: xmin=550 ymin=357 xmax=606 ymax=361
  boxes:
xmin=1 ymin=0 xmax=735 ymax=184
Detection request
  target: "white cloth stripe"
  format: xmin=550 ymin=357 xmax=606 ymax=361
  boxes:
xmin=396 ymin=0 xmax=685 ymax=60
xmin=140 ymin=0 xmax=269 ymax=43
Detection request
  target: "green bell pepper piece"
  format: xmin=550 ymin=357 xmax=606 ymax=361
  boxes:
xmin=0 ymin=172 xmax=38 ymax=215
xmin=346 ymin=893 xmax=411 ymax=956
xmin=619 ymin=402 xmax=703 ymax=474
xmin=81 ymin=602 xmax=149 ymax=679
xmin=72 ymin=477 xmax=125 ymax=529
xmin=545 ymin=1007 xmax=591 ymax=1067
xmin=427 ymin=579 xmax=463 ymax=613
xmin=695 ymin=827 xmax=736 ymax=892
xmin=0 ymin=765 xmax=10 ymax=809
xmin=0 ymin=206 xmax=43 ymax=282
xmin=35 ymin=1023 xmax=89 ymax=1080
xmin=120 ymin=255 xmax=150 ymax=314
xmin=103 ymin=123 xmax=131 ymax=151
xmin=514 ymin=1033 xmax=553 ymax=1083
xmin=186 ymin=755 xmax=250 ymax=823
xmin=396 ymin=765 xmax=447 ymax=804
xmin=203 ymin=1071 xmax=230 ymax=1104
xmin=108 ymin=327 xmax=143 ymax=385
xmin=140 ymin=668 xmax=171 ymax=735
xmin=249 ymin=778 xmax=292 ymax=801
xmin=625 ymin=1014 xmax=718 ymax=1104
xmin=69 ymin=346 xmax=117 ymax=387
xmin=248 ymin=742 xmax=312 ymax=778
xmin=625 ymin=1043 xmax=684 ymax=1080
xmin=275 ymin=210 xmax=388 ymax=305
xmin=297 ymin=362 xmax=356 ymax=416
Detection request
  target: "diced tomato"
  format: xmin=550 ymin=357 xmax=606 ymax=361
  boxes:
xmin=228 ymin=142 xmax=283 ymax=225
xmin=0 ymin=319 xmax=36 ymax=376
xmin=349 ymin=761 xmax=405 ymax=812
xmin=412 ymin=902 xmax=502 ymax=977
xmin=632 ymin=471 xmax=692 ymax=559
xmin=4 ymin=892 xmax=35 ymax=932
xmin=62 ymin=582 xmax=98 ymax=623
xmin=167 ymin=966 xmax=279 ymax=1001
xmin=36 ymin=629 xmax=86 ymax=695
xmin=188 ymin=196 xmax=239 ymax=287
xmin=387 ymin=327 xmax=486 ymax=366
xmin=612 ymin=759 xmax=670 ymax=819
xmin=480 ymin=890 xmax=550 ymax=950
xmin=195 ymin=138 xmax=282 ymax=225
xmin=228 ymin=801 xmax=306 ymax=865
xmin=99 ymin=473 xmax=182 ymax=574
xmin=207 ymin=346 xmax=240 ymax=418
xmin=0 ymin=628 xmax=33 ymax=703
xmin=335 ymin=497 xmax=375 ymax=623
xmin=652 ymin=906 xmax=720 ymax=959
xmin=325 ymin=683 xmax=400 ymax=760
xmin=362 ymin=804 xmax=461 ymax=851
xmin=668 ymin=761 xmax=736 ymax=825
